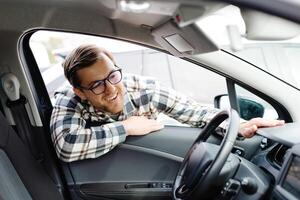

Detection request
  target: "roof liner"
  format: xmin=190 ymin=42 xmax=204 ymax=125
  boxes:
xmin=241 ymin=9 xmax=300 ymax=40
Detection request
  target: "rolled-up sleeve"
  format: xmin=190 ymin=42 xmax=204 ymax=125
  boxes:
xmin=150 ymin=84 xmax=228 ymax=134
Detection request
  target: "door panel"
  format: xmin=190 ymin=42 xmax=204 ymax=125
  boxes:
xmin=125 ymin=126 xmax=203 ymax=157
xmin=63 ymin=126 xmax=203 ymax=200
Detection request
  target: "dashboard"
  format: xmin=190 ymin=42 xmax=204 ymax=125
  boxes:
xmin=120 ymin=124 xmax=299 ymax=200
xmin=273 ymin=145 xmax=300 ymax=200
xmin=256 ymin=123 xmax=300 ymax=200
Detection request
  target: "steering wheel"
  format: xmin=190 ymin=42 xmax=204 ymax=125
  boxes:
xmin=173 ymin=109 xmax=240 ymax=200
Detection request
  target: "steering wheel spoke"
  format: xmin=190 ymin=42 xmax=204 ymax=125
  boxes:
xmin=173 ymin=109 xmax=240 ymax=200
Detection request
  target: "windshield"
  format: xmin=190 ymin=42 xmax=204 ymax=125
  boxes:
xmin=195 ymin=5 xmax=300 ymax=90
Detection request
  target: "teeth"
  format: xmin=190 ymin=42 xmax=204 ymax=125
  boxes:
xmin=107 ymin=93 xmax=118 ymax=101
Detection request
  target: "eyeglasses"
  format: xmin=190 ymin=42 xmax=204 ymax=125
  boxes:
xmin=79 ymin=68 xmax=122 ymax=95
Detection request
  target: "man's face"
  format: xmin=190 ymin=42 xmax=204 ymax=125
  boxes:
xmin=74 ymin=53 xmax=125 ymax=114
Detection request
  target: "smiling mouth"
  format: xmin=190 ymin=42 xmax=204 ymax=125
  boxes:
xmin=106 ymin=93 xmax=118 ymax=102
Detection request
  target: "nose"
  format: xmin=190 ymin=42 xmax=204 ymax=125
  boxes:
xmin=104 ymin=80 xmax=116 ymax=94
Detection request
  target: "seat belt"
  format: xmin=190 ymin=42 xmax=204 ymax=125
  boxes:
xmin=1 ymin=73 xmax=43 ymax=161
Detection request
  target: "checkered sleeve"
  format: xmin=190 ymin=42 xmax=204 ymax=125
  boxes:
xmin=151 ymin=84 xmax=228 ymax=135
xmin=50 ymin=93 xmax=127 ymax=162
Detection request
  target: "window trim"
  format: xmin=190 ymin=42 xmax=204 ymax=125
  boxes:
xmin=19 ymin=28 xmax=293 ymax=126
xmin=184 ymin=57 xmax=293 ymax=122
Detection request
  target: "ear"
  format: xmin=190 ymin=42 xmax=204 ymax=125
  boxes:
xmin=73 ymin=87 xmax=87 ymax=100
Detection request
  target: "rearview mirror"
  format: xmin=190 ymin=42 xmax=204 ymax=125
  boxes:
xmin=214 ymin=94 xmax=265 ymax=120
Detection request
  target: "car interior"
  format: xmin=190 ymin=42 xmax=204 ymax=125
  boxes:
xmin=0 ymin=0 xmax=300 ymax=200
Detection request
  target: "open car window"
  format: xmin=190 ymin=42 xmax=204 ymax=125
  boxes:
xmin=29 ymin=30 xmax=228 ymax=126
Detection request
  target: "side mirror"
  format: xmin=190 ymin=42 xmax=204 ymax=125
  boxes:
xmin=214 ymin=94 xmax=265 ymax=120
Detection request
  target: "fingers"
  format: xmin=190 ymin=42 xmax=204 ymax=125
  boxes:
xmin=146 ymin=119 xmax=164 ymax=133
xmin=249 ymin=118 xmax=285 ymax=128
xmin=123 ymin=116 xmax=164 ymax=136
xmin=241 ymin=125 xmax=258 ymax=138
xmin=150 ymin=122 xmax=164 ymax=132
xmin=240 ymin=118 xmax=285 ymax=138
xmin=276 ymin=120 xmax=285 ymax=125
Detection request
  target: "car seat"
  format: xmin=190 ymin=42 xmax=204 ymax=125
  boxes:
xmin=0 ymin=107 xmax=63 ymax=199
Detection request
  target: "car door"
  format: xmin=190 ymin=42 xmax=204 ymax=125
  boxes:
xmin=65 ymin=126 xmax=202 ymax=200
xmin=22 ymin=30 xmax=287 ymax=200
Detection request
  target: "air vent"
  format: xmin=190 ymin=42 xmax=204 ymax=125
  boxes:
xmin=267 ymin=144 xmax=289 ymax=170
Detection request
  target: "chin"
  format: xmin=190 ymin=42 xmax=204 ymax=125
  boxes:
xmin=109 ymin=109 xmax=122 ymax=115
xmin=108 ymin=106 xmax=123 ymax=114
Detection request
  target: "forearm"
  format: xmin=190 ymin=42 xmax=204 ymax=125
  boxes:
xmin=51 ymin=121 xmax=127 ymax=162
xmin=151 ymin=86 xmax=229 ymax=134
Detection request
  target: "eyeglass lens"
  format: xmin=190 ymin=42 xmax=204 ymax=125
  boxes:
xmin=91 ymin=70 xmax=122 ymax=94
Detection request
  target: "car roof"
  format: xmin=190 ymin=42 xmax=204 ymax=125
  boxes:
xmin=1 ymin=0 xmax=299 ymax=54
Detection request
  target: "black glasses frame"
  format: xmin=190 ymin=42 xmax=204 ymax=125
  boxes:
xmin=79 ymin=68 xmax=122 ymax=95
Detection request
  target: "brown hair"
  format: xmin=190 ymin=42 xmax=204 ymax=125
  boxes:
xmin=63 ymin=44 xmax=115 ymax=87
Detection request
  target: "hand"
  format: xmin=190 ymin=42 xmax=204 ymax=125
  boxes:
xmin=121 ymin=116 xmax=164 ymax=136
xmin=239 ymin=118 xmax=285 ymax=138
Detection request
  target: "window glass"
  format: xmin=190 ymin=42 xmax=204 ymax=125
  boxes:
xmin=30 ymin=30 xmax=227 ymax=126
xmin=196 ymin=5 xmax=300 ymax=90
xmin=235 ymin=85 xmax=279 ymax=120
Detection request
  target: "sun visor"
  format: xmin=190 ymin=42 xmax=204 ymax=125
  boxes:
xmin=151 ymin=21 xmax=219 ymax=57
xmin=241 ymin=9 xmax=300 ymax=40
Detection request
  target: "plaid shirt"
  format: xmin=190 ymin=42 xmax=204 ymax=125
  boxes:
xmin=50 ymin=74 xmax=226 ymax=162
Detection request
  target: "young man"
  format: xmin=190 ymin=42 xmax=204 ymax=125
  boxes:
xmin=50 ymin=44 xmax=284 ymax=162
